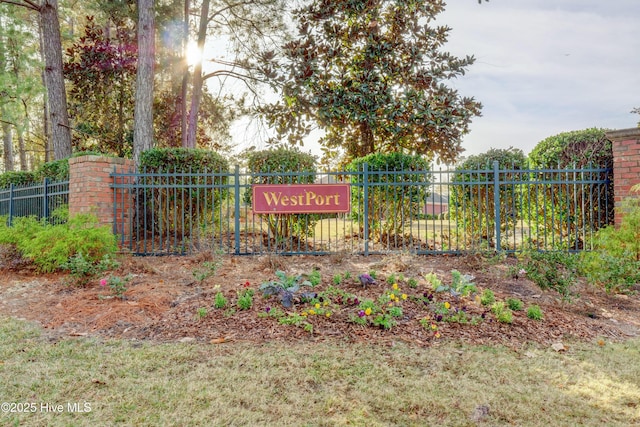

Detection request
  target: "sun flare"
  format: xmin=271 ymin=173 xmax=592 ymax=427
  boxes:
xmin=186 ymin=41 xmax=203 ymax=66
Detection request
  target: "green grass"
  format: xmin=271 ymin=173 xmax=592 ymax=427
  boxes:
xmin=1 ymin=317 xmax=639 ymax=426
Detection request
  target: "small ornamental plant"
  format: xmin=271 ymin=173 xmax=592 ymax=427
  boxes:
xmin=480 ymin=289 xmax=495 ymax=306
xmin=491 ymin=301 xmax=513 ymax=324
xmin=259 ymin=270 xmax=315 ymax=308
xmin=99 ymin=274 xmax=131 ymax=300
xmin=214 ymin=292 xmax=227 ymax=309
xmin=506 ymin=298 xmax=524 ymax=311
xmin=195 ymin=307 xmax=208 ymax=320
xmin=527 ymin=305 xmax=544 ymax=320
xmin=237 ymin=288 xmax=254 ymax=310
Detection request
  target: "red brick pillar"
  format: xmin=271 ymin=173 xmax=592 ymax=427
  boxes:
xmin=68 ymin=155 xmax=135 ymax=237
xmin=607 ymin=128 xmax=640 ymax=227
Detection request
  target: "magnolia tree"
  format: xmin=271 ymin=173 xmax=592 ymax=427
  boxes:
xmin=259 ymin=0 xmax=481 ymax=166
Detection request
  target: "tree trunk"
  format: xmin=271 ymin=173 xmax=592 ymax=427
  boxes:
xmin=40 ymin=0 xmax=72 ymax=160
xmin=185 ymin=0 xmax=210 ymax=149
xmin=2 ymin=121 xmax=14 ymax=172
xmin=133 ymin=0 xmax=155 ymax=168
xmin=18 ymin=129 xmax=27 ymax=170
xmin=180 ymin=0 xmax=190 ymax=147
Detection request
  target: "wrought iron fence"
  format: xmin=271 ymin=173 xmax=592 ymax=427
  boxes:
xmin=0 ymin=179 xmax=69 ymax=225
xmin=111 ymin=162 xmax=612 ymax=256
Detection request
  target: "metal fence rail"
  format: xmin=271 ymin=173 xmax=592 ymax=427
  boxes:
xmin=0 ymin=179 xmax=69 ymax=225
xmin=111 ymin=162 xmax=612 ymax=256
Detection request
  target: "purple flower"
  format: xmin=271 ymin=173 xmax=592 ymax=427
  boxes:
xmin=436 ymin=315 xmax=443 ymax=322
xmin=265 ymin=306 xmax=271 ymax=313
xmin=99 ymin=279 xmax=107 ymax=287
xmin=358 ymin=274 xmax=376 ymax=287
xmin=358 ymin=310 xmax=366 ymax=318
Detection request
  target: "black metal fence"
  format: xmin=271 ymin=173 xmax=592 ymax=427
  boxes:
xmin=111 ymin=162 xmax=613 ymax=256
xmin=0 ymin=179 xmax=69 ymax=225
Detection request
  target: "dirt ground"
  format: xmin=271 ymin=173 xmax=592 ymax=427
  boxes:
xmin=1 ymin=252 xmax=639 ymax=347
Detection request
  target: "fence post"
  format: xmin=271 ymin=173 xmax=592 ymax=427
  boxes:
xmin=363 ymin=162 xmax=369 ymax=256
xmin=42 ymin=178 xmax=50 ymax=220
xmin=8 ymin=183 xmax=14 ymax=226
xmin=493 ymin=161 xmax=501 ymax=252
xmin=234 ymin=165 xmax=241 ymax=255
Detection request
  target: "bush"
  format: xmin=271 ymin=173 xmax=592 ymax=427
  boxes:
xmin=580 ymin=196 xmax=640 ymax=293
xmin=138 ymin=148 xmax=230 ymax=241
xmin=244 ymin=148 xmax=318 ymax=247
xmin=528 ymin=128 xmax=613 ymax=249
xmin=347 ymin=152 xmax=431 ymax=242
xmin=450 ymin=147 xmax=528 ymax=249
xmin=0 ymin=171 xmax=37 ymax=189
xmin=518 ymin=248 xmax=578 ymax=301
xmin=0 ymin=211 xmax=117 ymax=273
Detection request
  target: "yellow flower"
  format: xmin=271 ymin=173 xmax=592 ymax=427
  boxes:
xmin=444 ymin=301 xmax=451 ymax=309
xmin=392 ymin=283 xmax=399 ymax=290
xmin=401 ymin=294 xmax=408 ymax=300
xmin=325 ymin=312 xmax=331 ymax=318
xmin=434 ymin=331 xmax=441 ymax=338
xmin=301 ymin=312 xmax=308 ymax=317
xmin=315 ymin=303 xmax=321 ymax=309
xmin=365 ymin=307 xmax=372 ymax=316
xmin=323 ymin=301 xmax=329 ymax=306
xmin=390 ymin=293 xmax=396 ymax=301
xmin=309 ymin=309 xmax=316 ymax=315
xmin=388 ymin=302 xmax=393 ymax=307
xmin=430 ymin=323 xmax=438 ymax=330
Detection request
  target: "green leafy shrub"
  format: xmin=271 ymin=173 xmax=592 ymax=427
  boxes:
xmin=0 ymin=212 xmax=117 ymax=273
xmin=491 ymin=301 xmax=513 ymax=324
xmin=34 ymin=157 xmax=70 ymax=182
xmin=506 ymin=298 xmax=524 ymax=311
xmin=528 ymin=128 xmax=613 ymax=249
xmin=480 ymin=289 xmax=495 ymax=306
xmin=518 ymin=249 xmax=578 ymax=301
xmin=0 ymin=171 xmax=37 ymax=189
xmin=527 ymin=305 xmax=544 ymax=320
xmin=214 ymin=292 xmax=228 ymax=309
xmin=449 ymin=147 xmax=528 ymax=250
xmin=243 ymin=147 xmax=318 ymax=247
xmin=347 ymin=152 xmax=431 ymax=243
xmin=580 ymin=196 xmax=640 ymax=293
xmin=138 ymin=148 xmax=229 ymax=241
xmin=63 ymin=252 xmax=119 ymax=286
xmin=237 ymin=289 xmax=254 ymax=310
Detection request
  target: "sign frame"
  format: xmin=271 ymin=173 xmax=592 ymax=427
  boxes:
xmin=252 ymin=184 xmax=351 ymax=214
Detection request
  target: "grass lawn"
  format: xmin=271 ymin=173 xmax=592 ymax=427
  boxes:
xmin=1 ymin=317 xmax=639 ymax=426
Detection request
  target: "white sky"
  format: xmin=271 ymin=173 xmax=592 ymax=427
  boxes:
xmin=223 ymin=0 xmax=640 ymax=160
xmin=438 ymin=0 xmax=640 ymax=157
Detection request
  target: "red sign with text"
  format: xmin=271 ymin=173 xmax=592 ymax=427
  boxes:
xmin=252 ymin=184 xmax=350 ymax=214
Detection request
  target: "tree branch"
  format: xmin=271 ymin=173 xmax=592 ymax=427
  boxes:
xmin=0 ymin=0 xmax=40 ymax=11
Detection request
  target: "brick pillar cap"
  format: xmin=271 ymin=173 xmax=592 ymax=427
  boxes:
xmin=606 ymin=127 xmax=640 ymax=142
xmin=68 ymin=155 xmax=134 ymax=165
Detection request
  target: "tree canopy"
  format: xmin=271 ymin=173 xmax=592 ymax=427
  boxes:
xmin=260 ymin=0 xmax=482 ymax=165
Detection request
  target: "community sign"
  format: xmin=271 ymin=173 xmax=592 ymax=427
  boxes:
xmin=252 ymin=184 xmax=350 ymax=214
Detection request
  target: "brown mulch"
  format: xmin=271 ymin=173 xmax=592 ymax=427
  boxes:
xmin=1 ymin=252 xmax=639 ymax=347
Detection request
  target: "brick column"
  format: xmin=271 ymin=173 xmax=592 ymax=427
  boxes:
xmin=607 ymin=128 xmax=640 ymax=227
xmin=68 ymin=155 xmax=135 ymax=236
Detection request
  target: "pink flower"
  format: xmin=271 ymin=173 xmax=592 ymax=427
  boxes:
xmin=100 ymin=279 xmax=107 ymax=287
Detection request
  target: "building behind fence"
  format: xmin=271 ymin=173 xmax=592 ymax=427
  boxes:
xmin=2 ymin=127 xmax=639 ymax=257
